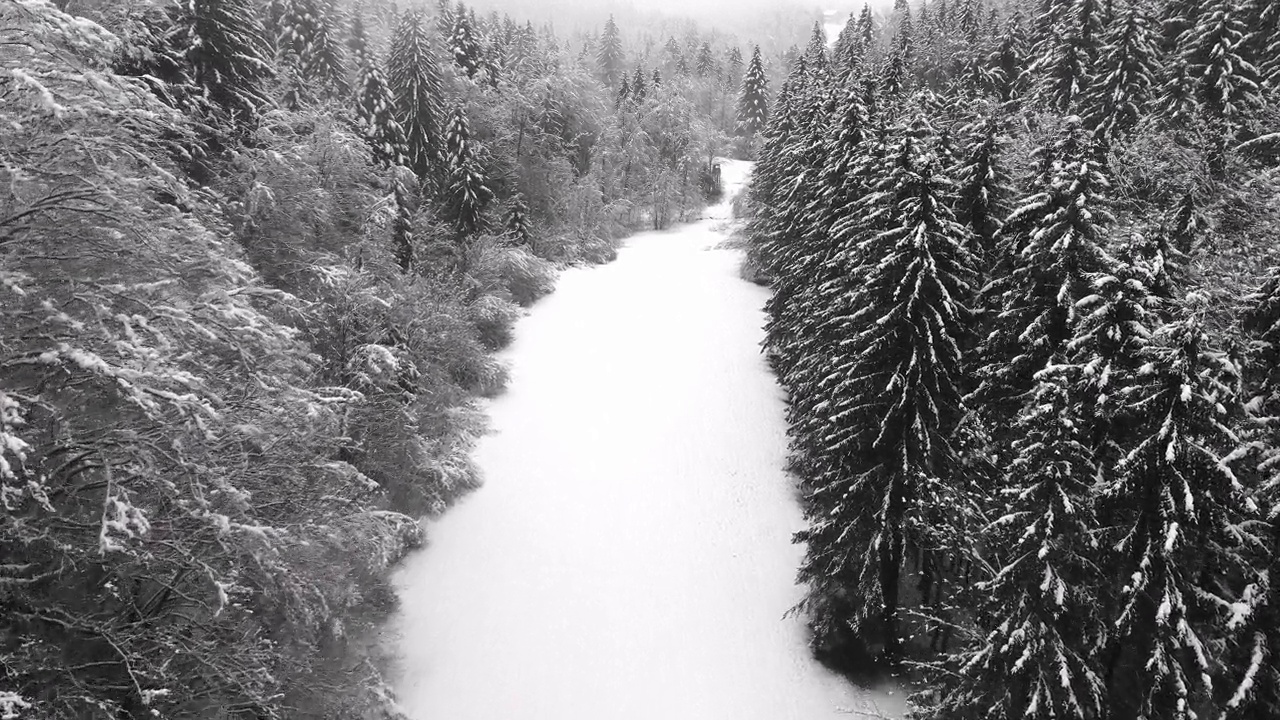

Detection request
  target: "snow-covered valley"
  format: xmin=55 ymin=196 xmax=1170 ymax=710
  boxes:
xmin=386 ymin=161 xmax=904 ymax=720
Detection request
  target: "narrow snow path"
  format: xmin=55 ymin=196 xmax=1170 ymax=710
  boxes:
xmin=387 ymin=161 xmax=904 ymax=720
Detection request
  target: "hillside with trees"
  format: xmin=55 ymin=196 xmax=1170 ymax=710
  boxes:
xmin=745 ymin=0 xmax=1280 ymax=717
xmin=0 ymin=0 xmax=744 ymax=717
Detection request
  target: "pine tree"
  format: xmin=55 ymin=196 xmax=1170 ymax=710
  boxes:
xmin=186 ymin=0 xmax=274 ymax=119
xmin=920 ymin=370 xmax=1107 ymax=720
xmin=1067 ymin=253 xmax=1159 ymax=458
xmin=388 ymin=9 xmax=447 ymax=183
xmin=1234 ymin=268 xmax=1280 ymax=719
xmin=1030 ymin=0 xmax=1104 ymax=113
xmin=954 ymin=115 xmax=1011 ymax=266
xmin=350 ymin=13 xmax=407 ymax=168
xmin=725 ymin=46 xmax=744 ymax=91
xmin=441 ymin=107 xmax=492 ymax=237
xmin=1099 ymin=310 xmax=1253 ymax=719
xmin=597 ymin=15 xmax=624 ymax=89
xmin=272 ymin=0 xmax=349 ymax=103
xmin=695 ymin=42 xmax=716 ymax=78
xmin=990 ymin=13 xmax=1030 ymax=104
xmin=737 ymin=46 xmax=769 ymax=136
xmin=449 ymin=2 xmax=484 ymax=79
xmin=1178 ymin=0 xmax=1264 ymax=129
xmin=971 ymin=118 xmax=1113 ymax=432
xmin=881 ymin=5 xmax=914 ymax=97
xmin=1085 ymin=0 xmax=1160 ymax=140
xmin=797 ymin=120 xmax=977 ymax=666
xmin=631 ymin=66 xmax=648 ymax=104
xmin=504 ymin=194 xmax=533 ymax=246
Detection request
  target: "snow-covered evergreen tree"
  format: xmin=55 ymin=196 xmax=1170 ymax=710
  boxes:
xmin=271 ymin=0 xmax=349 ymax=104
xmin=954 ymin=115 xmax=1011 ymax=266
xmin=441 ymin=107 xmax=492 ymax=237
xmin=1085 ymin=0 xmax=1160 ymax=140
xmin=1030 ymin=0 xmax=1104 ymax=113
xmin=1099 ymin=309 xmax=1253 ymax=719
xmin=449 ymin=2 xmax=484 ymax=79
xmin=349 ymin=13 xmax=406 ymax=168
xmin=1178 ymin=0 xmax=1264 ymax=129
xmin=504 ymin=194 xmax=533 ymax=247
xmin=388 ymin=9 xmax=447 ymax=183
xmin=725 ymin=46 xmax=744 ymax=91
xmin=919 ymin=370 xmax=1107 ymax=720
xmin=736 ymin=46 xmax=769 ymax=136
xmin=971 ymin=118 xmax=1113 ymax=432
xmin=797 ymin=119 xmax=977 ymax=665
xmin=597 ymin=15 xmax=624 ymax=89
xmin=186 ymin=0 xmax=274 ymax=119
xmin=695 ymin=42 xmax=716 ymax=78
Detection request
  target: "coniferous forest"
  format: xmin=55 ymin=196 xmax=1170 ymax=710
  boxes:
xmin=744 ymin=1 xmax=1280 ymax=718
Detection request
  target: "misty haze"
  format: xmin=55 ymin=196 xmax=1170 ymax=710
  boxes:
xmin=3 ymin=1 xmax=1279 ymax=720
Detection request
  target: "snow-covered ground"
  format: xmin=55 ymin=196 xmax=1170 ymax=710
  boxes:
xmin=387 ymin=160 xmax=905 ymax=720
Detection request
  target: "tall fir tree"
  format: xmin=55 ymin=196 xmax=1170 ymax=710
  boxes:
xmin=186 ymin=0 xmax=274 ymax=119
xmin=270 ymin=0 xmax=349 ymax=104
xmin=350 ymin=13 xmax=407 ymax=168
xmin=441 ymin=107 xmax=492 ymax=238
xmin=1178 ymin=0 xmax=1264 ymax=129
xmin=919 ymin=370 xmax=1107 ymax=720
xmin=1085 ymin=0 xmax=1160 ymax=140
xmin=797 ymin=118 xmax=977 ymax=666
xmin=736 ymin=46 xmax=769 ymax=136
xmin=971 ymin=118 xmax=1113 ymax=433
xmin=449 ymin=2 xmax=484 ymax=79
xmin=597 ymin=15 xmax=625 ymax=89
xmin=388 ymin=9 xmax=447 ymax=184
xmin=1098 ymin=311 xmax=1254 ymax=719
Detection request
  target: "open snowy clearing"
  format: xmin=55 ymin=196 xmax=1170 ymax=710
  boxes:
xmin=387 ymin=160 xmax=904 ymax=720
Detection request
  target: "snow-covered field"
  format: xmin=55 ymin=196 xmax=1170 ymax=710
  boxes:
xmin=387 ymin=161 xmax=904 ymax=720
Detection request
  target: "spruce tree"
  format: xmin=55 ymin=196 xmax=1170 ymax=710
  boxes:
xmin=441 ymin=107 xmax=492 ymax=237
xmin=737 ymin=46 xmax=769 ymax=136
xmin=954 ymin=116 xmax=1011 ymax=266
xmin=1178 ymin=0 xmax=1264 ymax=128
xmin=271 ymin=0 xmax=349 ymax=102
xmin=797 ymin=119 xmax=977 ymax=666
xmin=920 ymin=370 xmax=1107 ymax=720
xmin=1099 ymin=311 xmax=1253 ymax=719
xmin=597 ymin=15 xmax=624 ymax=89
xmin=695 ymin=42 xmax=716 ymax=78
xmin=1085 ymin=0 xmax=1160 ymax=140
xmin=449 ymin=2 xmax=484 ymax=79
xmin=725 ymin=46 xmax=744 ymax=91
xmin=388 ymin=9 xmax=447 ymax=183
xmin=1030 ymin=0 xmax=1104 ymax=113
xmin=631 ymin=66 xmax=648 ymax=104
xmin=350 ymin=14 xmax=407 ymax=168
xmin=990 ymin=14 xmax=1029 ymax=104
xmin=504 ymin=194 xmax=533 ymax=247
xmin=185 ymin=0 xmax=274 ymax=119
xmin=1234 ymin=269 xmax=1280 ymax=719
xmin=1067 ymin=254 xmax=1158 ymax=458
xmin=971 ymin=118 xmax=1113 ymax=432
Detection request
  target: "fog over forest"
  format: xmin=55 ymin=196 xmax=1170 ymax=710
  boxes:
xmin=465 ymin=0 xmax=896 ymax=33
